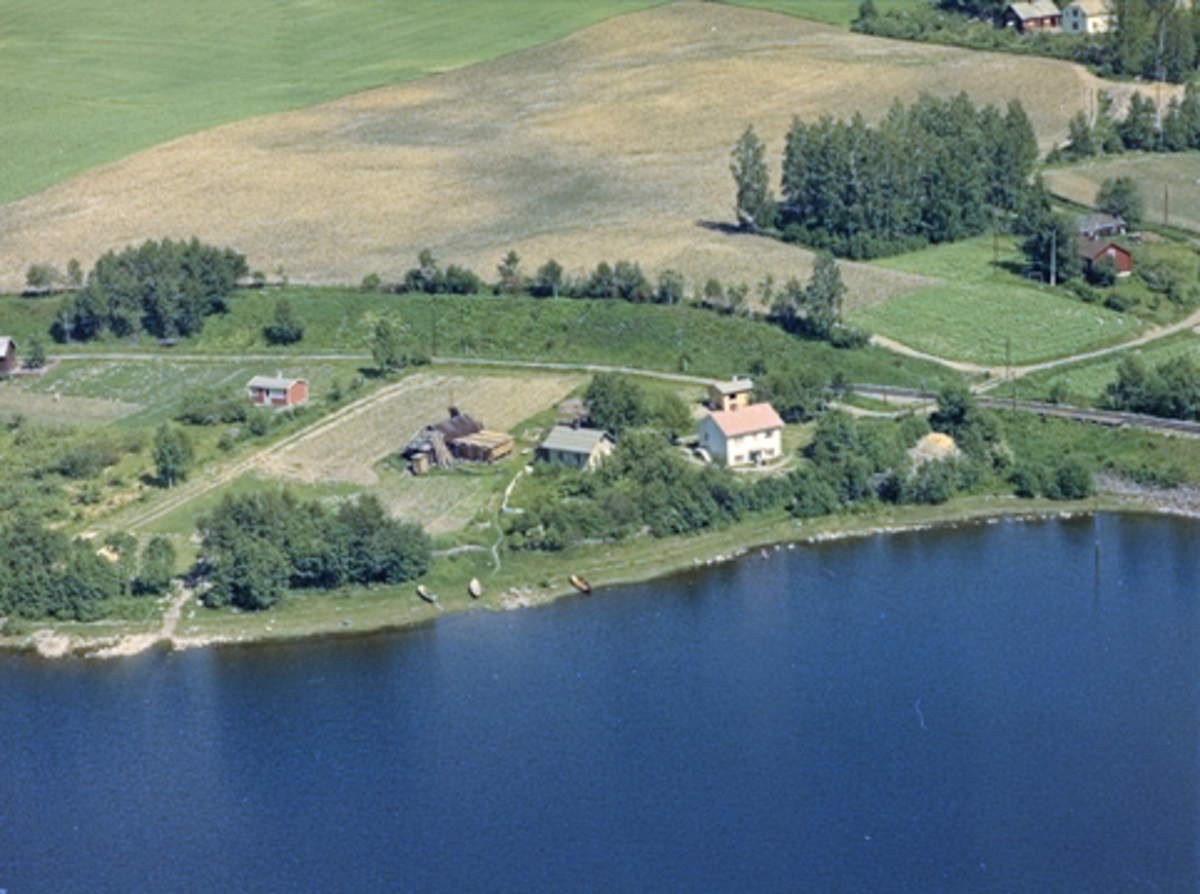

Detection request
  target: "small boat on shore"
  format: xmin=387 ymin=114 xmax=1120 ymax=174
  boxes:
xmin=569 ymin=574 xmax=592 ymax=595
xmin=416 ymin=585 xmax=437 ymax=604
xmin=468 ymin=578 xmax=482 ymax=599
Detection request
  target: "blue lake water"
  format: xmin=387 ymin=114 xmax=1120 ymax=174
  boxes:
xmin=2 ymin=514 xmax=1197 ymax=892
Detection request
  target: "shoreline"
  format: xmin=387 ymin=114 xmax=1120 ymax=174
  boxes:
xmin=6 ymin=493 xmax=1194 ymax=660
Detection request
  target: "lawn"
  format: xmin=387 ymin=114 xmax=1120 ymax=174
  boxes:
xmin=851 ymin=236 xmax=1146 ymax=365
xmin=1043 ymin=153 xmax=1200 ymax=235
xmin=0 ymin=0 xmax=669 ymax=206
xmin=26 ymin=357 xmax=365 ymax=426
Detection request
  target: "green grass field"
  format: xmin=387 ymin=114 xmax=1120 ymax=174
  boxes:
xmin=729 ymin=0 xmax=931 ymax=28
xmin=851 ymin=236 xmax=1146 ymax=365
xmin=0 ymin=288 xmax=959 ymax=388
xmin=1043 ymin=153 xmax=1200 ymax=235
xmin=1020 ymin=331 xmax=1200 ymax=405
xmin=26 ymin=357 xmax=364 ymax=426
xmin=0 ymin=0 xmax=671 ymax=206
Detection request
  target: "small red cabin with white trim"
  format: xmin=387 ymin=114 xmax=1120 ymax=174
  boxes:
xmin=1080 ymin=240 xmax=1133 ymax=276
xmin=247 ymin=373 xmax=308 ymax=407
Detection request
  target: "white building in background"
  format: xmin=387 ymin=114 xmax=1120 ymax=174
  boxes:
xmin=1062 ymin=0 xmax=1115 ymax=34
xmin=698 ymin=403 xmax=784 ymax=468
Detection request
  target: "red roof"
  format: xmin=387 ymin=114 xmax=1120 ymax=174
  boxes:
xmin=1080 ymin=239 xmax=1132 ymax=262
xmin=708 ymin=402 xmax=784 ymax=437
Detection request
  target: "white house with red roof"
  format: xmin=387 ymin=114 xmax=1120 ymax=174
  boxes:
xmin=698 ymin=402 xmax=784 ymax=467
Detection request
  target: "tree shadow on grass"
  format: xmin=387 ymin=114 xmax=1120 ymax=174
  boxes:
xmin=696 ymin=219 xmax=749 ymax=236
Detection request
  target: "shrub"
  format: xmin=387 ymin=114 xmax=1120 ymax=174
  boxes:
xmin=176 ymin=386 xmax=248 ymax=426
xmin=263 ymin=299 xmax=304 ymax=345
xmin=1045 ymin=457 xmax=1093 ymax=500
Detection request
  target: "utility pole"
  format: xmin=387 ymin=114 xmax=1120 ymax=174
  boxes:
xmin=1007 ymin=337 xmax=1016 ymax=412
xmin=1050 ymin=226 xmax=1057 ymax=286
xmin=992 ymin=209 xmax=999 ymax=277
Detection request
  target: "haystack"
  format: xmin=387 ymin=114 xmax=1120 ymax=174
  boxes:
xmin=908 ymin=432 xmax=960 ymax=467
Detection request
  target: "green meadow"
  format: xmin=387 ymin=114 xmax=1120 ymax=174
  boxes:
xmin=0 ymin=0 xmax=670 ymax=205
xmin=729 ymin=0 xmax=931 ymax=28
xmin=1021 ymin=332 xmax=1200 ymax=406
xmin=1044 ymin=153 xmax=1200 ymax=236
xmin=851 ymin=236 xmax=1145 ymax=366
xmin=0 ymin=287 xmax=958 ymax=388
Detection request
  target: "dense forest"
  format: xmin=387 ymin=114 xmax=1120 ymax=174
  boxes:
xmin=734 ymin=93 xmax=1040 ymax=259
xmin=52 ymin=238 xmax=247 ymax=342
xmin=199 ymin=491 xmax=432 ymax=611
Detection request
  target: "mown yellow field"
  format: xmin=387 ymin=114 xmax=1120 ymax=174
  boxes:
xmin=259 ymin=372 xmax=581 ymax=485
xmin=257 ymin=371 xmax=582 ymax=532
xmin=0 ymin=1 xmax=1169 ymax=305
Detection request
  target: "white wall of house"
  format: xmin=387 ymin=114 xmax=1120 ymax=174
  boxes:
xmin=699 ymin=418 xmax=782 ymax=467
xmin=1062 ymin=2 xmax=1112 ymax=33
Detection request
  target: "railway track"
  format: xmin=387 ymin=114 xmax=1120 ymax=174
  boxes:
xmin=851 ymin=385 xmax=1200 ymax=439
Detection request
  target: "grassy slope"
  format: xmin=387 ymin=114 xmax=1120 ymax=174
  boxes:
xmin=850 ymin=236 xmax=1145 ymax=365
xmin=0 ymin=288 xmax=958 ymax=387
xmin=1043 ymin=153 xmax=1200 ymax=235
xmin=726 ymin=0 xmax=929 ymax=28
xmin=1020 ymin=331 xmax=1200 ymax=404
xmin=2 ymin=1 xmax=945 ymax=209
xmin=0 ymin=0 xmax=668 ymax=205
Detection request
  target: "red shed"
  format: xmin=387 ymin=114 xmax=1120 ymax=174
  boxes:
xmin=1080 ymin=240 xmax=1133 ymax=277
xmin=247 ymin=373 xmax=309 ymax=407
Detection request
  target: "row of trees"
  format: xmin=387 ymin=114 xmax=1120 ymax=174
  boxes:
xmin=199 ymin=491 xmax=431 ymax=611
xmin=372 ymin=249 xmax=690 ymax=306
xmin=733 ymin=93 xmax=1040 ymax=259
xmin=49 ymin=239 xmax=247 ymax=342
xmin=1103 ymin=353 xmax=1200 ymax=419
xmin=1060 ymin=84 xmax=1200 ymax=161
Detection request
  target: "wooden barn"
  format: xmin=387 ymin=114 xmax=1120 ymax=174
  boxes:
xmin=1080 ymin=239 xmax=1134 ymax=276
xmin=404 ymin=407 xmax=513 ymax=472
xmin=1003 ymin=1 xmax=1062 ymax=31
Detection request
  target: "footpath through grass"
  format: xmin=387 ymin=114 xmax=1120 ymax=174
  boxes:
xmin=850 ymin=236 xmax=1145 ymax=366
xmin=0 ymin=0 xmax=668 ymax=206
xmin=1020 ymin=331 xmax=1200 ymax=405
